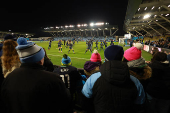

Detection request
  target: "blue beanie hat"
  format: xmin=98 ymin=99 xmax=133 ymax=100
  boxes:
xmin=4 ymin=34 xmax=17 ymax=41
xmin=16 ymin=37 xmax=45 ymax=63
xmin=104 ymin=45 xmax=124 ymax=61
xmin=61 ymin=54 xmax=71 ymax=66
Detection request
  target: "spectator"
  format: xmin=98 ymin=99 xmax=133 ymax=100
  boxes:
xmin=43 ymin=48 xmax=54 ymax=72
xmin=81 ymin=45 xmax=145 ymax=113
xmin=123 ymin=43 xmax=152 ymax=90
xmin=1 ymin=40 xmax=21 ymax=78
xmin=1 ymin=37 xmax=70 ymax=113
xmin=146 ymin=52 xmax=170 ymax=113
xmin=90 ymin=49 xmax=102 ymax=65
xmin=84 ymin=49 xmax=102 ymax=77
xmin=53 ymin=54 xmax=81 ymax=112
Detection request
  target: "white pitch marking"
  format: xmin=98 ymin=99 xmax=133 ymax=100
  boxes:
xmin=48 ymin=54 xmax=105 ymax=61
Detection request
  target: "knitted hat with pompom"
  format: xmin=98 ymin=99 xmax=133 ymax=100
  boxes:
xmin=124 ymin=43 xmax=143 ymax=61
xmin=16 ymin=37 xmax=45 ymax=63
xmin=90 ymin=49 xmax=102 ymax=62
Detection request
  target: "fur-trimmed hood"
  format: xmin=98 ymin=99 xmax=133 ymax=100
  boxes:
xmin=127 ymin=57 xmax=152 ymax=80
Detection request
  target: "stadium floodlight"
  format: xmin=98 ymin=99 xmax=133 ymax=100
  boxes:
xmin=151 ymin=6 xmax=155 ymax=10
xmin=65 ymin=26 xmax=69 ymax=28
xmin=56 ymin=26 xmax=59 ymax=28
xmin=143 ymin=14 xmax=151 ymax=19
xmin=77 ymin=24 xmax=81 ymax=27
xmin=84 ymin=24 xmax=88 ymax=26
xmin=138 ymin=8 xmax=140 ymax=11
xmin=165 ymin=14 xmax=169 ymax=16
xmin=90 ymin=23 xmax=94 ymax=26
xmin=69 ymin=25 xmax=74 ymax=27
xmin=95 ymin=22 xmax=104 ymax=26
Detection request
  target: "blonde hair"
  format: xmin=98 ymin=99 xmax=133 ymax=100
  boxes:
xmin=1 ymin=40 xmax=20 ymax=77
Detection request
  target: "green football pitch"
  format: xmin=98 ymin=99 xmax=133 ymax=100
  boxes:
xmin=35 ymin=41 xmax=152 ymax=68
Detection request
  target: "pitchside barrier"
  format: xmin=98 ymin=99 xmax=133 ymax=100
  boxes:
xmin=143 ymin=45 xmax=170 ymax=54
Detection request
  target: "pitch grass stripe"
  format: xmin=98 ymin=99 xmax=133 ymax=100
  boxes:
xmin=48 ymin=54 xmax=105 ymax=61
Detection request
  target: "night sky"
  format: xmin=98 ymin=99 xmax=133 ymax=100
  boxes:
xmin=0 ymin=0 xmax=128 ymax=36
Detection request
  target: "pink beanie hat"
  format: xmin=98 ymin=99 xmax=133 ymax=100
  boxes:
xmin=124 ymin=43 xmax=143 ymax=61
xmin=90 ymin=50 xmax=102 ymax=62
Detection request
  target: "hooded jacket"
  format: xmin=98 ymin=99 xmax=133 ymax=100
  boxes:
xmin=1 ymin=63 xmax=71 ymax=113
xmin=82 ymin=60 xmax=145 ymax=113
xmin=146 ymin=61 xmax=170 ymax=99
xmin=127 ymin=57 xmax=152 ymax=90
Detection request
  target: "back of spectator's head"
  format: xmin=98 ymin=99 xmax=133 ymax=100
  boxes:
xmin=1 ymin=40 xmax=20 ymax=70
xmin=16 ymin=37 xmax=45 ymax=64
xmin=104 ymin=45 xmax=124 ymax=61
xmin=4 ymin=34 xmax=17 ymax=41
xmin=124 ymin=43 xmax=143 ymax=61
xmin=84 ymin=61 xmax=100 ymax=76
xmin=90 ymin=49 xmax=102 ymax=64
xmin=61 ymin=54 xmax=72 ymax=66
xmin=151 ymin=52 xmax=167 ymax=62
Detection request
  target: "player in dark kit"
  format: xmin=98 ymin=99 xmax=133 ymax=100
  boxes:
xmin=100 ymin=41 xmax=105 ymax=51
xmin=48 ymin=40 xmax=52 ymax=50
xmin=104 ymin=40 xmax=108 ymax=48
xmin=110 ymin=39 xmax=114 ymax=45
xmin=68 ymin=41 xmax=75 ymax=54
xmin=53 ymin=54 xmax=81 ymax=112
xmin=95 ymin=40 xmax=99 ymax=50
xmin=85 ymin=41 xmax=92 ymax=54
xmin=57 ymin=40 xmax=63 ymax=53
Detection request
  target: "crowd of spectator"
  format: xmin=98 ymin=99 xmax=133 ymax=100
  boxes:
xmin=145 ymin=38 xmax=170 ymax=49
xmin=0 ymin=34 xmax=170 ymax=113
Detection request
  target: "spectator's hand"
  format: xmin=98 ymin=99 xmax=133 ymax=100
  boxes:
xmin=145 ymin=61 xmax=151 ymax=64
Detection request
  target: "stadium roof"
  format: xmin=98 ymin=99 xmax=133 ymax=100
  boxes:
xmin=43 ymin=22 xmax=118 ymax=36
xmin=124 ymin=0 xmax=170 ymax=36
xmin=0 ymin=31 xmax=34 ymax=39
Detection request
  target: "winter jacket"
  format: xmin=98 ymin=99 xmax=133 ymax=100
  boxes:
xmin=82 ymin=60 xmax=145 ymax=113
xmin=146 ymin=61 xmax=170 ymax=100
xmin=1 ymin=63 xmax=71 ymax=113
xmin=43 ymin=56 xmax=54 ymax=72
xmin=127 ymin=57 xmax=152 ymax=91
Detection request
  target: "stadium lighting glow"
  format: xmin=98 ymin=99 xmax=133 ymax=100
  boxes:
xmin=138 ymin=8 xmax=140 ymax=11
xmin=151 ymin=6 xmax=155 ymax=10
xmin=144 ymin=7 xmax=147 ymax=10
xmin=90 ymin=23 xmax=94 ymax=26
xmin=56 ymin=26 xmax=59 ymax=28
xmin=83 ymin=24 xmax=88 ymax=26
xmin=95 ymin=22 xmax=104 ymax=26
xmin=69 ymin=25 xmax=74 ymax=27
xmin=77 ymin=24 xmax=81 ymax=27
xmin=143 ymin=14 xmax=151 ymax=19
